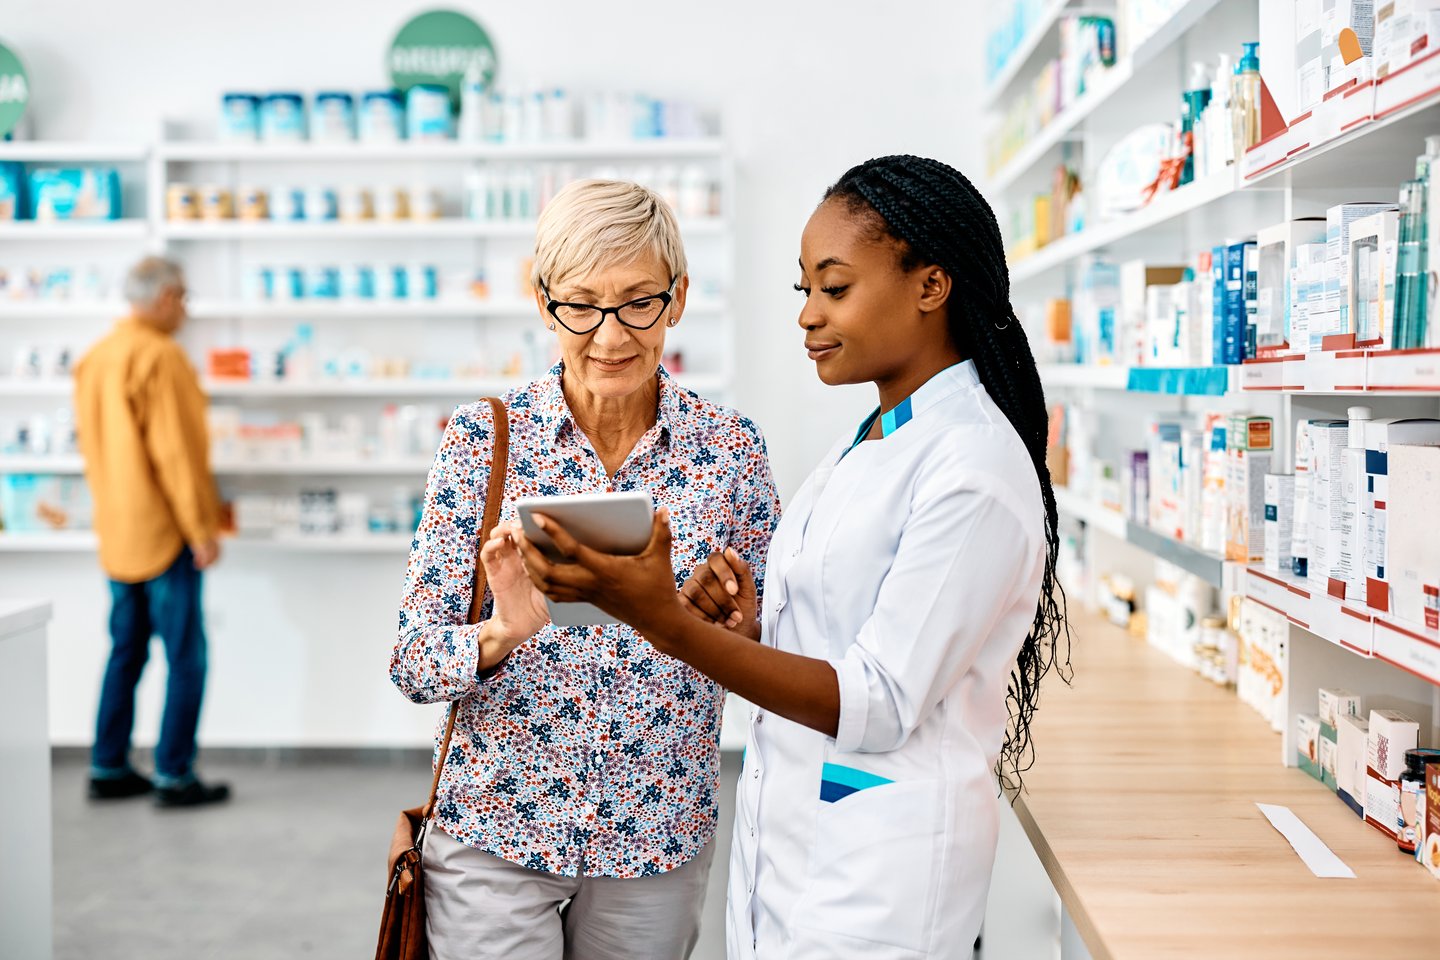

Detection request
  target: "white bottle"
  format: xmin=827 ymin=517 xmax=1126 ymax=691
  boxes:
xmin=1211 ymin=54 xmax=1234 ymax=169
xmin=501 ymin=93 xmax=523 ymax=144
xmin=458 ymin=62 xmax=487 ymax=143
xmin=465 ymin=168 xmax=490 ymax=221
xmin=679 ymin=165 xmax=707 ymax=219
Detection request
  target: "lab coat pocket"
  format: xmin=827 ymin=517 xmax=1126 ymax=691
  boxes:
xmin=790 ymin=778 xmax=943 ymax=955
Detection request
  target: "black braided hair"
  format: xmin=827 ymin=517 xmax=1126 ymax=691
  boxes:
xmin=822 ymin=155 xmax=1072 ymax=794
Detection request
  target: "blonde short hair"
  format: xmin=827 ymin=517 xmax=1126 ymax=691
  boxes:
xmin=531 ymin=179 xmax=687 ymax=291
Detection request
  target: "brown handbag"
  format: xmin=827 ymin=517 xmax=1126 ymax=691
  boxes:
xmin=376 ymin=396 xmax=510 ymax=960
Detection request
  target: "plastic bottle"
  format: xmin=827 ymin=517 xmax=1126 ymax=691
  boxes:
xmin=1211 ymin=53 xmax=1234 ymax=168
xmin=458 ymin=62 xmax=487 ymax=143
xmin=1232 ymin=43 xmax=1261 ymax=163
xmin=1182 ymin=61 xmax=1214 ymax=185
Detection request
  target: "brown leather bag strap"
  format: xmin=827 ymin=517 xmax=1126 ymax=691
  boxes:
xmin=423 ymin=397 xmax=510 ymax=820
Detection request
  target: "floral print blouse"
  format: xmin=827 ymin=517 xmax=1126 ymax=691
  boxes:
xmin=391 ymin=364 xmax=780 ymax=878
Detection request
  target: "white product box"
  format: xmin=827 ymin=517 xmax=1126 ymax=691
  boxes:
xmin=1338 ymin=446 xmax=1370 ymax=601
xmin=1348 ymin=210 xmax=1400 ymax=348
xmin=1257 ymin=219 xmax=1328 ymax=355
xmin=1293 ymin=420 xmax=1314 ymax=578
xmin=1298 ymin=0 xmax=1326 ymax=112
xmin=1365 ymin=709 xmax=1420 ymax=839
xmin=1291 ymin=242 xmax=1330 ymax=352
xmin=1337 ymin=712 xmax=1370 ymax=817
xmin=1297 ymin=712 xmax=1324 ymax=780
xmin=1319 ymin=687 xmax=1363 ymax=728
xmin=1264 ymin=473 xmax=1296 ymax=573
xmin=1226 ymin=417 xmax=1275 ymax=563
xmin=1385 ymin=443 xmax=1440 ymax=628
xmin=1362 ymin=418 xmax=1440 ymax=613
xmin=1121 ymin=262 xmax=1187 ymax=366
xmin=1201 ymin=413 xmax=1229 ymax=555
xmin=1327 ymin=203 xmax=1397 ymax=344
xmin=1323 ymin=0 xmax=1376 ymax=90
xmin=1307 ymin=420 xmax=1350 ymax=587
xmin=1375 ymin=0 xmax=1440 ymax=79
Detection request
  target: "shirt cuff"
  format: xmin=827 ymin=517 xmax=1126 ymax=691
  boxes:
xmin=829 ymin=656 xmax=871 ymax=754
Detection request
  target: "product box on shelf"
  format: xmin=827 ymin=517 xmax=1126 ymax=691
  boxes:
xmin=1363 ymin=419 xmax=1440 ymax=613
xmin=1201 ymin=413 xmax=1229 ymax=555
xmin=1338 ymin=444 xmax=1370 ymax=602
xmin=1264 ymin=472 xmax=1296 ymax=573
xmin=1323 ymin=1 xmax=1377 ymax=90
xmin=28 ymin=168 xmax=122 ymax=221
xmin=1384 ymin=442 xmax=1440 ymax=628
xmin=1320 ymin=724 xmax=1340 ymax=790
xmin=1257 ymin=220 xmax=1327 ymax=356
xmin=1226 ymin=415 xmax=1274 ymax=562
xmin=1120 ymin=262 xmax=1187 ymax=366
xmin=0 ymin=162 xmax=22 ymax=220
xmin=1306 ymin=420 xmax=1349 ymax=589
xmin=1337 ymin=712 xmax=1370 ymax=816
xmin=1289 ymin=242 xmax=1329 ymax=353
xmin=1365 ymin=709 xmax=1421 ymax=839
xmin=1325 ymin=203 xmax=1396 ymax=348
xmin=1217 ymin=242 xmax=1257 ymax=365
xmin=1297 ymin=0 xmax=1326 ymax=113
xmin=1425 ymin=763 xmax=1440 ymax=877
xmin=0 ymin=475 xmax=91 ymax=533
xmin=1349 ymin=210 xmax=1400 ymax=349
xmin=1297 ymin=712 xmax=1325 ymax=781
xmin=1374 ymin=0 xmax=1440 ymax=80
xmin=1319 ymin=687 xmax=1363 ymax=729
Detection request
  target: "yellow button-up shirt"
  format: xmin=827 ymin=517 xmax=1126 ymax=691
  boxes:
xmin=74 ymin=318 xmax=220 ymax=583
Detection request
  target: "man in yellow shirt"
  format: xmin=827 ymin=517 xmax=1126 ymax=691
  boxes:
xmin=75 ymin=256 xmax=229 ymax=809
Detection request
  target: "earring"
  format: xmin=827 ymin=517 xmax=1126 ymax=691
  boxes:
xmin=667 ymin=317 xmax=680 ymax=327
xmin=547 ymin=323 xmax=556 ymax=331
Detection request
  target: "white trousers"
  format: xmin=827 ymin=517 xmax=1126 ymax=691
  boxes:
xmin=423 ymin=825 xmax=716 ymax=960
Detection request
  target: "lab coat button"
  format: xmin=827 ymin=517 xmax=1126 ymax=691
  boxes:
xmin=752 ymin=767 xmax=760 ymax=779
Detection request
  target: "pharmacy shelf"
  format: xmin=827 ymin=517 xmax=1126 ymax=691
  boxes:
xmin=1244 ymin=566 xmax=1440 ymax=687
xmin=157 ymin=218 xmax=725 ymax=241
xmin=185 ymin=298 xmax=727 ymax=319
xmin=157 ymin=139 xmax=726 ymax=163
xmin=0 ymin=220 xmax=148 ymax=240
xmin=0 ymin=301 xmax=126 ymax=320
xmin=1239 ymin=349 xmax=1440 ymax=396
xmin=1009 ymin=168 xmax=1237 ymax=285
xmin=0 ymin=531 xmax=97 ymax=552
xmin=0 ymin=456 xmax=431 ymax=476
xmin=987 ymin=0 xmax=1227 ymax=191
xmin=1041 ymin=363 xmax=1239 ymax=394
xmin=1124 ymin=520 xmax=1226 ymax=588
xmin=1052 ymin=485 xmax=1128 ymax=539
xmin=982 ymin=0 xmax=1072 ymax=109
xmin=0 ymin=142 xmax=148 ymax=162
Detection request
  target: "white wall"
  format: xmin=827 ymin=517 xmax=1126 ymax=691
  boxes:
xmin=3 ymin=0 xmax=982 ymax=746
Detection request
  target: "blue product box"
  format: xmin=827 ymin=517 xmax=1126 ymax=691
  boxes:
xmin=1243 ymin=241 xmax=1259 ymax=360
xmin=360 ymin=90 xmax=406 ymax=142
xmin=1219 ymin=242 xmax=1254 ymax=365
xmin=28 ymin=167 xmax=122 ymax=220
xmin=261 ymin=93 xmax=307 ymax=143
xmin=1211 ymin=245 xmax=1226 ymax=364
xmin=0 ymin=161 xmax=23 ymax=220
xmin=312 ymin=92 xmax=356 ymax=142
xmin=220 ymin=93 xmax=262 ymax=141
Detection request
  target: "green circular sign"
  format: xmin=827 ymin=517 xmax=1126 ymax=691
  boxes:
xmin=389 ymin=10 xmax=497 ymax=106
xmin=0 ymin=41 xmax=28 ymax=138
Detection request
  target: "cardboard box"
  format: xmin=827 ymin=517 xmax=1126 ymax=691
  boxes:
xmin=1323 ymin=1 xmax=1377 ymax=91
xmin=1291 ymin=243 xmax=1330 ymax=353
xmin=1349 ymin=210 xmax=1400 ymax=348
xmin=1120 ymin=261 xmax=1187 ymax=366
xmin=1219 ymin=242 xmax=1255 ymax=364
xmin=1424 ymin=762 xmax=1440 ymax=877
xmin=1385 ymin=443 xmax=1440 ymax=628
xmin=1338 ymin=712 xmax=1370 ymax=817
xmin=1319 ymin=725 xmax=1340 ymax=790
xmin=1227 ymin=416 xmax=1275 ymax=562
xmin=1365 ymin=709 xmax=1420 ymax=838
xmin=1257 ymin=220 xmax=1328 ymax=355
xmin=1327 ymin=203 xmax=1396 ymax=343
xmin=1307 ymin=420 xmax=1349 ymax=587
xmin=1318 ymin=687 xmax=1363 ymax=728
xmin=1363 ymin=419 xmax=1440 ymax=612
xmin=1338 ymin=446 xmax=1369 ymax=601
xmin=1264 ymin=473 xmax=1296 ymax=573
xmin=1298 ymin=713 xmax=1324 ymax=781
xmin=1375 ymin=0 xmax=1440 ymax=78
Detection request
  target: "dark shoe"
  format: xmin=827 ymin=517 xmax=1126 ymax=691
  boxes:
xmin=155 ymin=779 xmax=231 ymax=809
xmin=88 ymin=771 xmax=154 ymax=800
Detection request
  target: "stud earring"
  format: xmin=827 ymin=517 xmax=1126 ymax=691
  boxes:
xmin=667 ymin=318 xmax=680 ymax=327
xmin=547 ymin=323 xmax=556 ymax=331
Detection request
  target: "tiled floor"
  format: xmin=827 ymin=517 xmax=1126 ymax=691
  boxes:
xmin=51 ymin=751 xmax=738 ymax=960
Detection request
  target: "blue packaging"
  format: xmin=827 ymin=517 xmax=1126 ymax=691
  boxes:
xmin=260 ymin=93 xmax=307 ymax=143
xmin=284 ymin=267 xmax=306 ymax=300
xmin=0 ymin=161 xmax=23 ymax=220
xmin=308 ymin=267 xmax=341 ymax=299
xmin=312 ymin=92 xmax=356 ymax=142
xmin=1221 ymin=241 xmax=1255 ymax=365
xmin=408 ymin=264 xmax=438 ymax=299
xmin=1210 ymin=245 xmax=1226 ymax=364
xmin=344 ymin=265 xmax=376 ymax=300
xmin=406 ymin=84 xmax=453 ymax=141
xmin=387 ymin=265 xmax=409 ymax=300
xmin=1243 ymin=242 xmax=1259 ymax=360
xmin=360 ymin=90 xmax=406 ymax=142
xmin=220 ymin=93 xmax=262 ymax=141
xmin=28 ymin=168 xmax=122 ymax=220
xmin=305 ymin=186 xmax=338 ymax=221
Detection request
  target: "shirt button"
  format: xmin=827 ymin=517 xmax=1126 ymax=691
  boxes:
xmin=752 ymin=767 xmax=760 ymax=779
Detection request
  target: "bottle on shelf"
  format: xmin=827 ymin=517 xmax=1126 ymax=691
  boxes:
xmin=1231 ymin=42 xmax=1261 ymax=163
xmin=458 ymin=63 xmax=488 ymax=144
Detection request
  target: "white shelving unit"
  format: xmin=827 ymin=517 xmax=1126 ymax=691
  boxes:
xmin=158 ymin=217 xmax=726 ymax=241
xmin=155 ymin=138 xmax=726 ymax=163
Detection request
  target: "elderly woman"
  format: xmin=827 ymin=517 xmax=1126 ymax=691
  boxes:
xmin=390 ymin=178 xmax=779 ymax=960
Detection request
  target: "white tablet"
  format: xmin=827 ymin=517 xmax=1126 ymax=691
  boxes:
xmin=514 ymin=491 xmax=655 ymax=627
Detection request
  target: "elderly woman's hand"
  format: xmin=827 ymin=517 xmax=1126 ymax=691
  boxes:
xmin=476 ymin=521 xmax=550 ymax=669
xmin=680 ymin=549 xmax=761 ymax=642
xmin=514 ymin=509 xmax=688 ymax=647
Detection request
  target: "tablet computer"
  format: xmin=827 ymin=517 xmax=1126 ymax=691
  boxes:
xmin=514 ymin=491 xmax=655 ymax=627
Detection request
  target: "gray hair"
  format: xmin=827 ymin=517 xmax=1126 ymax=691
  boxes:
xmin=123 ymin=256 xmax=185 ymax=307
xmin=531 ymin=179 xmax=687 ymax=291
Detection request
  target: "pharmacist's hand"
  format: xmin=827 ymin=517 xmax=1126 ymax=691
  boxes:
xmin=515 ymin=509 xmax=684 ymax=639
xmin=191 ymin=540 xmax=221 ymax=570
xmin=680 ymin=549 xmax=760 ymax=641
xmin=479 ymin=521 xmax=550 ymax=649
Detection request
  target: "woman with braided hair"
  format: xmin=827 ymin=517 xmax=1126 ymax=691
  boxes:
xmin=513 ymin=154 xmax=1070 ymax=958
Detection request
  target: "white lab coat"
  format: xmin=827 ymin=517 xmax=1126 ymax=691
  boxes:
xmin=726 ymin=361 xmax=1046 ymax=959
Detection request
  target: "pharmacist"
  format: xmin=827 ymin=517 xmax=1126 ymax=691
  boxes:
xmin=516 ymin=155 xmax=1069 ymax=958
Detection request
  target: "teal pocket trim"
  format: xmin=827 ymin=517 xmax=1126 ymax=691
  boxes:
xmin=820 ymin=762 xmax=893 ymax=803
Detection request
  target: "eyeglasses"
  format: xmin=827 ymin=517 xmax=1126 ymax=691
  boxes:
xmin=541 ymin=276 xmax=677 ymax=335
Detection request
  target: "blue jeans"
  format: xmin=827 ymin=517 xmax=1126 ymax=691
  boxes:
xmin=91 ymin=547 xmax=208 ymax=785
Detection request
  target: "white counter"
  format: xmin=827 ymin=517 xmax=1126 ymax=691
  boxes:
xmin=1 ymin=599 xmax=54 ymax=960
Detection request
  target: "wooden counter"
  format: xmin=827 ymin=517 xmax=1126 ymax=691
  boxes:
xmin=1015 ymin=612 xmax=1440 ymax=959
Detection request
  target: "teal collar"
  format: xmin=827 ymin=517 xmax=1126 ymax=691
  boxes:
xmin=843 ymin=361 xmax=978 ymax=458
